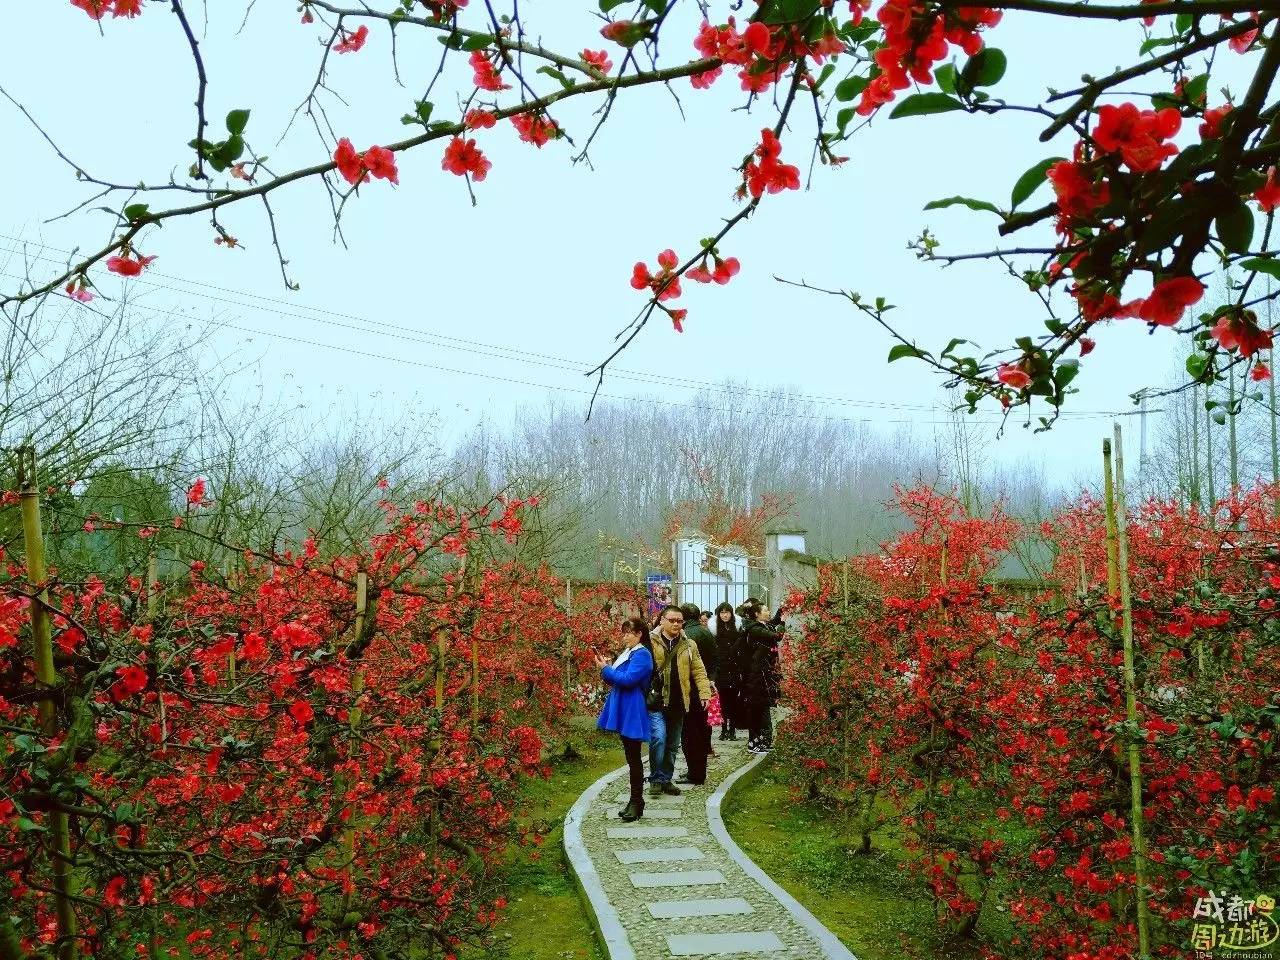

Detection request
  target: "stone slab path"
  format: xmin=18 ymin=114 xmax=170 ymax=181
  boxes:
xmin=564 ymin=736 xmax=857 ymax=960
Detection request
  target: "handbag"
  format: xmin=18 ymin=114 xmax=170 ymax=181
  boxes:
xmin=645 ymin=659 xmax=665 ymax=710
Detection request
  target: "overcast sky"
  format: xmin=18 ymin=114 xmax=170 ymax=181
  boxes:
xmin=4 ymin=2 xmax=1246 ymax=491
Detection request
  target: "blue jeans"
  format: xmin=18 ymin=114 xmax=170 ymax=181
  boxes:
xmin=648 ymin=709 xmax=685 ymax=784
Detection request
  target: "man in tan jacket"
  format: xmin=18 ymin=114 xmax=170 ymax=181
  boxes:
xmin=648 ymin=605 xmax=714 ymax=796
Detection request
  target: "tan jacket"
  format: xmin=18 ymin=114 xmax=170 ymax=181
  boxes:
xmin=649 ymin=628 xmax=713 ymax=712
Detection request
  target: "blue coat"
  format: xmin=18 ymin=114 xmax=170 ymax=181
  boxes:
xmin=597 ymin=645 xmax=654 ymax=741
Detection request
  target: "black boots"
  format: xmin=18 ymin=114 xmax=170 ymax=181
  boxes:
xmin=619 ymin=798 xmax=645 ymax=822
xmin=719 ymin=723 xmax=739 ymax=742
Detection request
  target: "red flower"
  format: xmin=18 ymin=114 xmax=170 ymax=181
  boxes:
xmin=1131 ymin=276 xmax=1204 ymax=326
xmin=470 ymin=50 xmax=510 ymax=91
xmin=1212 ymin=312 xmax=1273 ymax=357
xmin=464 ymin=109 xmax=497 ymax=130
xmin=1200 ymin=104 xmax=1232 ymax=139
xmin=630 ymin=249 xmax=683 ymax=302
xmin=65 ymin=280 xmax=93 ymax=303
xmin=106 ymin=253 xmax=157 ymax=276
xmin=289 ymin=700 xmax=315 ymax=725
xmin=996 ymin=363 xmax=1031 ymax=390
xmin=112 ymin=0 xmax=142 ymax=16
xmin=1091 ymin=103 xmax=1181 ymax=173
xmin=581 ymin=48 xmax=613 ymax=72
xmin=1255 ymin=166 xmax=1280 ymax=212
xmin=334 ymin=24 xmax=369 ymax=53
xmin=186 ymin=478 xmax=207 ymax=507
xmin=1227 ymin=13 xmax=1260 ymax=52
xmin=1046 ymin=160 xmax=1110 ymax=218
xmin=71 ymin=0 xmax=110 ymax=18
xmin=669 ymin=308 xmax=688 ymax=333
xmin=334 ymin=138 xmax=366 ymax=186
xmin=745 ymin=129 xmax=800 ymax=198
xmin=113 ymin=664 xmax=149 ymax=700
xmin=442 ymin=137 xmax=491 ymax=181
xmin=1079 ymin=337 xmax=1096 ymax=356
xmin=510 ymin=112 xmax=558 ymax=147
xmin=1251 ymin=361 xmax=1271 ymax=381
xmin=713 ymin=256 xmax=741 ymax=285
xmin=744 ymin=21 xmax=772 ymax=55
xmin=363 ymin=145 xmax=399 ymax=184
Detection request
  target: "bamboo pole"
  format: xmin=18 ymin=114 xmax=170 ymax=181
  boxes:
xmin=1205 ymin=382 xmax=1217 ymax=523
xmin=1228 ymin=364 xmax=1240 ymax=495
xmin=1270 ymin=344 xmax=1279 ymax=521
xmin=16 ymin=448 xmax=77 ymax=960
xmin=1108 ymin=427 xmax=1153 ymax=960
xmin=343 ymin=571 xmax=369 ymax=914
xmin=841 ymin=560 xmax=850 ymax=615
xmin=1103 ymin=442 xmax=1120 ymax=601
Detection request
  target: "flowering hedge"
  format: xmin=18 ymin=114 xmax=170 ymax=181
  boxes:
xmin=1 ymin=490 xmax=622 ymax=960
xmin=778 ymin=485 xmax=1279 ymax=958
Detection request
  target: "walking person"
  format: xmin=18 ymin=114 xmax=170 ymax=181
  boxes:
xmin=678 ymin=603 xmax=717 ymax=785
xmin=712 ymin=601 xmax=742 ymax=741
xmin=648 ymin=605 xmax=714 ymax=796
xmin=739 ymin=598 xmax=784 ymax=754
xmin=595 ymin=617 xmax=655 ymax=821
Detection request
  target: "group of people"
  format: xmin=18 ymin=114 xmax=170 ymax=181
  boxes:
xmin=595 ymin=598 xmax=786 ymax=822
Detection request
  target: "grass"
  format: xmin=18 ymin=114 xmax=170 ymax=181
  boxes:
xmin=722 ymin=757 xmax=1006 ymax=960
xmin=467 ymin=716 xmax=622 ymax=960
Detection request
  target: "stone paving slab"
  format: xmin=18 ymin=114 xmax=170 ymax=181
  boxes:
xmin=615 ymin=847 xmax=706 ymax=865
xmin=565 ymin=729 xmax=859 ymax=960
xmin=606 ymin=825 xmax=689 ymax=839
xmin=647 ymin=897 xmax=754 ymax=919
xmin=629 ymin=869 xmax=726 ymax=888
xmin=615 ymin=792 xmax=686 ymax=804
xmin=603 ymin=807 xmax=683 ymax=820
xmin=667 ymin=932 xmax=787 ymax=956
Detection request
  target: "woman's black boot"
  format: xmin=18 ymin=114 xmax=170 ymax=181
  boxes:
xmin=619 ymin=798 xmax=644 ymax=822
xmin=719 ymin=722 xmax=729 ymax=741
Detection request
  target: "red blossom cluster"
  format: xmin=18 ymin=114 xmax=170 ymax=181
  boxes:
xmin=106 ymin=252 xmax=156 ymax=277
xmin=510 ymin=112 xmax=558 ymax=147
xmin=743 ymin=128 xmax=800 ymax=199
xmin=857 ymin=0 xmax=1001 ymax=115
xmin=1 ymin=490 xmax=626 ymax=959
xmin=1092 ymin=103 xmax=1181 ymax=173
xmin=470 ymin=49 xmax=510 ymax=92
xmin=441 ymin=136 xmax=491 ymax=181
xmin=70 ymin=0 xmax=141 ymax=19
xmin=333 ymin=138 xmax=399 ymax=187
xmin=778 ymin=486 xmax=1280 ymax=959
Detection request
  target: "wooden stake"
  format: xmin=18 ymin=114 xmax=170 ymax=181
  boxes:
xmin=16 ymin=447 xmax=78 ymax=960
xmin=1102 ymin=441 xmax=1120 ymax=602
xmin=1109 ymin=427 xmax=1152 ymax=960
xmin=841 ymin=560 xmax=850 ymax=615
xmin=343 ymin=571 xmax=369 ymax=913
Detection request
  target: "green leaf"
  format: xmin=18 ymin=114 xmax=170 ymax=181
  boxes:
xmin=1241 ymin=256 xmax=1280 ymax=280
xmin=1140 ymin=36 xmax=1181 ymax=55
xmin=536 ymin=65 xmax=576 ymax=89
xmin=225 ymin=109 xmax=250 ymax=136
xmin=890 ymin=92 xmax=965 ymax=118
xmin=1212 ymin=408 xmax=1228 ymax=426
xmin=416 ymin=100 xmax=434 ymax=123
xmin=123 ymin=203 xmax=150 ymax=222
xmin=1187 ymin=352 xmax=1210 ymax=380
xmin=1216 ymin=198 xmax=1256 ymax=255
xmin=836 ymin=107 xmax=855 ymax=132
xmin=643 ymin=0 xmax=667 ymax=13
xmin=1175 ymin=11 xmax=1194 ymax=33
xmin=17 ymin=817 xmax=45 ymax=833
xmin=1054 ymin=360 xmax=1080 ymax=388
xmin=760 ymin=0 xmax=822 ymax=24
xmin=460 ymin=34 xmax=495 ymax=51
xmin=888 ymin=344 xmax=925 ymax=362
xmin=1010 ymin=157 xmax=1063 ymax=209
xmin=816 ymin=63 xmax=836 ymax=90
xmin=834 ymin=75 xmax=866 ymax=102
xmin=1183 ymin=73 xmax=1208 ymax=106
xmin=935 ymin=63 xmax=956 ymax=94
xmin=924 ymin=195 xmax=1003 ymax=216
xmin=961 ymin=48 xmax=1007 ymax=88
xmin=940 ymin=337 xmax=970 ymax=359
xmin=599 ymin=0 xmax=628 ymax=9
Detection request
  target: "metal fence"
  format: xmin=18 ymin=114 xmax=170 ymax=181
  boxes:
xmin=672 ymin=543 xmax=770 ymax=611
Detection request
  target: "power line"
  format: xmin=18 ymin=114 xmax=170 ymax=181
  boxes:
xmin=0 ymin=234 xmax=1146 ymax=420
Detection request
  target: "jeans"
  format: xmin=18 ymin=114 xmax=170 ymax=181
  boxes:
xmin=647 ymin=711 xmax=666 ymax=783
xmin=654 ymin=710 xmax=685 ymax=784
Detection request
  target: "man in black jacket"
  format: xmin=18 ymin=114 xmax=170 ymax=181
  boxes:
xmin=678 ymin=603 xmax=717 ymax=785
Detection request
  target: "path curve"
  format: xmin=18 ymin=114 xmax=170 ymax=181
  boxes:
xmin=564 ymin=737 xmax=858 ymax=960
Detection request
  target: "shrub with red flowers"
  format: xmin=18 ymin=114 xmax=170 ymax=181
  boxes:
xmin=1 ymin=485 xmax=625 ymax=960
xmin=20 ymin=0 xmax=1280 ymax=410
xmin=779 ymin=485 xmax=1280 ymax=958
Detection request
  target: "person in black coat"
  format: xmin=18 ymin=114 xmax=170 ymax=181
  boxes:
xmin=712 ymin=601 xmax=742 ymax=741
xmin=738 ymin=598 xmax=783 ymax=753
xmin=678 ymin=603 xmax=716 ymax=785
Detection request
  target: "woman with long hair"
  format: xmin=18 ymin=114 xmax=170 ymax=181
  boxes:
xmin=712 ymin=601 xmax=742 ymax=741
xmin=595 ymin=617 xmax=655 ymax=821
xmin=737 ymin=598 xmax=784 ymax=753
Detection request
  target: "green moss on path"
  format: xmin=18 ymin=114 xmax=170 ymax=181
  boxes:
xmin=722 ymin=758 xmax=992 ymax=960
xmin=470 ymin=718 xmax=619 ymax=960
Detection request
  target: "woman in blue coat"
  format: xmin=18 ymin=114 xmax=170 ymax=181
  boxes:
xmin=596 ymin=617 xmax=655 ymax=822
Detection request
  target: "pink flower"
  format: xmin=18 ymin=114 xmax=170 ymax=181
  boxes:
xmin=106 ymin=254 xmax=156 ymax=277
xmin=581 ymin=48 xmax=613 ymax=72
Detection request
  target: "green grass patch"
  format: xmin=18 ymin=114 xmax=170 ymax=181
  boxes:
xmin=468 ymin=716 xmax=621 ymax=960
xmin=722 ymin=758 xmax=1005 ymax=960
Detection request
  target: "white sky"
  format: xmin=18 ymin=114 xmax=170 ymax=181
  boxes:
xmin=4 ymin=2 xmax=1249 ymax=491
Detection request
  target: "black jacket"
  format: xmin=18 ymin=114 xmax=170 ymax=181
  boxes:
xmin=684 ymin=622 xmax=718 ymax=682
xmin=740 ymin=617 xmax=782 ymax=710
